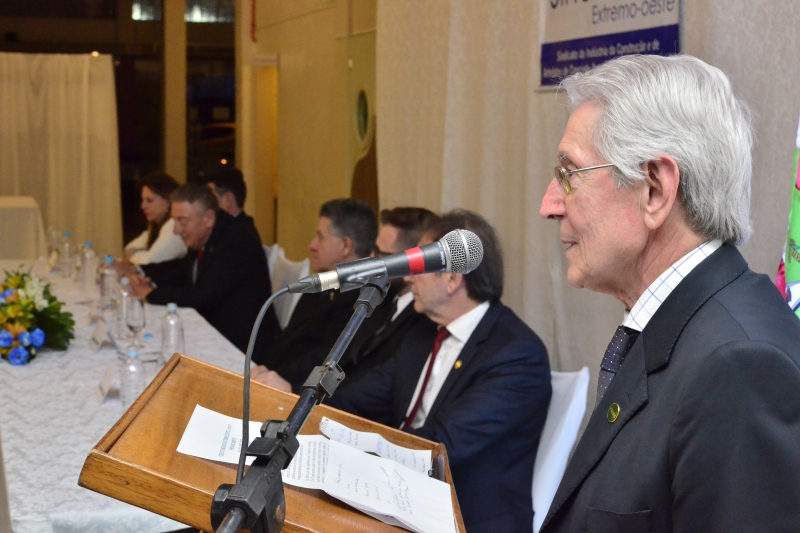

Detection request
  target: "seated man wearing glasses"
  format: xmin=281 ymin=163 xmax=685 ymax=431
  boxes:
xmin=328 ymin=210 xmax=551 ymax=533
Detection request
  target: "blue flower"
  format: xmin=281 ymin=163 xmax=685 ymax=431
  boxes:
xmin=30 ymin=328 xmax=45 ymax=348
xmin=8 ymin=345 xmax=29 ymax=365
xmin=1 ymin=289 xmax=15 ymax=299
xmin=18 ymin=330 xmax=30 ymax=346
xmin=0 ymin=330 xmax=13 ymax=348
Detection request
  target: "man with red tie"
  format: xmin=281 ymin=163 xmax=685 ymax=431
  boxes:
xmin=328 ymin=209 xmax=552 ymax=533
xmin=128 ymin=183 xmax=280 ymax=352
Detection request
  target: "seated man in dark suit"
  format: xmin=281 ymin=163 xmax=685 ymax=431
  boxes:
xmin=128 ymin=183 xmax=280 ymax=353
xmin=341 ymin=206 xmax=440 ymax=382
xmin=328 ymin=210 xmax=552 ymax=533
xmin=251 ymin=198 xmax=381 ymax=392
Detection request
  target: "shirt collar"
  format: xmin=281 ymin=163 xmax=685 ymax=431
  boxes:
xmin=393 ymin=291 xmax=415 ymax=321
xmin=445 ymin=301 xmax=491 ymax=343
xmin=622 ymin=240 xmax=722 ymax=332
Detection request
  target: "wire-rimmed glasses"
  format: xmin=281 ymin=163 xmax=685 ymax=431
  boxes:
xmin=554 ymin=163 xmax=615 ymax=194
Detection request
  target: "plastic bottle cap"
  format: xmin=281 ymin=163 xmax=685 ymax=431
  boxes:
xmin=63 ymin=231 xmax=70 ymax=237
xmin=143 ymin=333 xmax=154 ymax=339
xmin=127 ymin=347 xmax=138 ymax=357
xmin=85 ymin=241 xmax=92 ymax=247
xmin=104 ymin=255 xmax=113 ymax=264
xmin=167 ymin=303 xmax=178 ymax=312
xmin=121 ymin=278 xmax=130 ymax=285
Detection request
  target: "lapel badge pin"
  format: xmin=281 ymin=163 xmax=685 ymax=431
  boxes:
xmin=607 ymin=402 xmax=621 ymax=423
xmin=329 ymin=292 xmax=335 ymax=301
xmin=454 ymin=360 xmax=462 ymax=370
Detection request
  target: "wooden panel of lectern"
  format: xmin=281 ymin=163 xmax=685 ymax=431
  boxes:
xmin=78 ymin=354 xmax=466 ymax=533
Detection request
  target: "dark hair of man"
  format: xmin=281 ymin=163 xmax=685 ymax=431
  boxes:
xmin=319 ymin=199 xmax=378 ymax=259
xmin=380 ymin=207 xmax=440 ymax=251
xmin=206 ymin=167 xmax=247 ymax=208
xmin=427 ymin=209 xmax=504 ymax=303
xmin=138 ymin=171 xmax=180 ymax=248
xmin=171 ymin=183 xmax=220 ymax=213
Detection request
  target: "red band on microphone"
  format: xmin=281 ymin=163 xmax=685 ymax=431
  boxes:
xmin=406 ymin=247 xmax=425 ymax=275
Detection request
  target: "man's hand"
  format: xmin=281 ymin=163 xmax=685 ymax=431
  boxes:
xmin=251 ymin=365 xmax=293 ymax=393
xmin=128 ymin=274 xmax=154 ymax=299
xmin=113 ymin=259 xmax=138 ymax=278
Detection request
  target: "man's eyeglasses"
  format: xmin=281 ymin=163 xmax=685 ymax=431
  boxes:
xmin=554 ymin=163 xmax=615 ymax=195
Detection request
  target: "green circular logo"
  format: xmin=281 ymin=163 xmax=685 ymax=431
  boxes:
xmin=607 ymin=402 xmax=621 ymax=423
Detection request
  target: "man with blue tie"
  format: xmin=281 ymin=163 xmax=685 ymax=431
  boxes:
xmin=328 ymin=209 xmax=551 ymax=533
xmin=538 ymin=54 xmax=800 ymax=532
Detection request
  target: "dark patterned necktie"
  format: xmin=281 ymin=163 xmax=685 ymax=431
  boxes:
xmin=595 ymin=326 xmax=639 ymax=407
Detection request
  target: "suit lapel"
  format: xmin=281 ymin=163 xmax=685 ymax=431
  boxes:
xmin=371 ymin=304 xmax=415 ymax=349
xmin=427 ymin=303 xmax=500 ymax=418
xmin=542 ymin=340 xmax=648 ymax=526
xmin=541 ymin=245 xmax=750 ymax=530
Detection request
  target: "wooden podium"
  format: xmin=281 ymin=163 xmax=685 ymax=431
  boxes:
xmin=78 ymin=354 xmax=466 ymax=533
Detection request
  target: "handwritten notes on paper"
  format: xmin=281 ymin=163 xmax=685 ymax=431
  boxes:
xmin=282 ymin=436 xmax=456 ymax=533
xmin=320 ymin=416 xmax=432 ymax=474
xmin=176 ymin=407 xmax=455 ymax=533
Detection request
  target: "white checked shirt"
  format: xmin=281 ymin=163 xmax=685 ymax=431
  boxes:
xmin=405 ymin=301 xmax=491 ymax=429
xmin=622 ymin=240 xmax=722 ymax=332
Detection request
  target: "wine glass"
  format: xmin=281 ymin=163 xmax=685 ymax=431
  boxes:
xmin=126 ymin=297 xmax=146 ymax=348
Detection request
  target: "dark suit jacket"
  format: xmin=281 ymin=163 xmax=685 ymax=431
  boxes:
xmin=341 ymin=293 xmax=433 ymax=383
xmin=328 ymin=302 xmax=552 ymax=533
xmin=142 ymin=211 xmax=280 ymax=353
xmin=254 ymin=289 xmax=385 ymax=392
xmin=542 ymin=245 xmax=800 ymax=533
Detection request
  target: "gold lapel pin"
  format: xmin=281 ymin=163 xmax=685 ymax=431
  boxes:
xmin=329 ymin=292 xmax=335 ymax=301
xmin=454 ymin=360 xmax=462 ymax=369
xmin=607 ymin=402 xmax=621 ymax=423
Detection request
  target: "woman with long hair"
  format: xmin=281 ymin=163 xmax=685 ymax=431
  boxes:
xmin=124 ymin=172 xmax=187 ymax=264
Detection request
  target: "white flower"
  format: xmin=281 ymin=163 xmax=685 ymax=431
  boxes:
xmin=33 ymin=296 xmax=48 ymax=311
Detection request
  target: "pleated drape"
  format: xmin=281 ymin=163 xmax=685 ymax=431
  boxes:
xmin=0 ymin=52 xmax=123 ymax=256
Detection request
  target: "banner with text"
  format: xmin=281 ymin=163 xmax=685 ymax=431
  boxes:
xmin=540 ymin=0 xmax=680 ymax=86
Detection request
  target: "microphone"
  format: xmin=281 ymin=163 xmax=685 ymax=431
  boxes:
xmin=288 ymin=229 xmax=484 ymax=294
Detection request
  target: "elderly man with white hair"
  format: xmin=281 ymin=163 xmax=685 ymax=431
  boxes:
xmin=539 ymin=54 xmax=800 ymax=533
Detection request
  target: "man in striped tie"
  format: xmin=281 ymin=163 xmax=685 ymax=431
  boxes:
xmin=538 ymin=54 xmax=800 ymax=532
xmin=328 ymin=209 xmax=552 ymax=533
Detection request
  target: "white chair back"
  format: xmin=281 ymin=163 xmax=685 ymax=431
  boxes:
xmin=270 ymin=246 xmax=310 ymax=329
xmin=0 ymin=424 xmax=12 ymax=533
xmin=264 ymin=243 xmax=281 ymax=278
xmin=532 ymin=367 xmax=590 ymax=533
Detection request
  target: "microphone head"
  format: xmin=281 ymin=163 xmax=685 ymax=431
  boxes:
xmin=441 ymin=229 xmax=483 ymax=274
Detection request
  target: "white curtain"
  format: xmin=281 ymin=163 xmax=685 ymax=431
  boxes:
xmin=0 ymin=52 xmax=123 ymax=256
xmin=376 ymin=0 xmax=800 ymax=404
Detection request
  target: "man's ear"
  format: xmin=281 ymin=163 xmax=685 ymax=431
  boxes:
xmin=643 ymin=155 xmax=681 ymax=231
xmin=224 ymin=190 xmax=237 ymax=209
xmin=445 ymin=273 xmax=465 ymax=296
xmin=340 ymin=235 xmax=355 ymax=258
xmin=203 ymin=208 xmax=217 ymax=228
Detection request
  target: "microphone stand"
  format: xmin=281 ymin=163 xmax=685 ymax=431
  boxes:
xmin=210 ymin=274 xmax=391 ymax=533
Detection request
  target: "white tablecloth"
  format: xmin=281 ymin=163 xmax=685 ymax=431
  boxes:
xmin=0 ymin=260 xmax=248 ymax=533
xmin=0 ymin=197 xmax=47 ymax=260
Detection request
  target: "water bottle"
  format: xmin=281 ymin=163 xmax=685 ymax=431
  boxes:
xmin=117 ymin=278 xmax=132 ymax=339
xmin=161 ymin=303 xmax=185 ymax=366
xmin=47 ymin=223 xmax=59 ymax=257
xmin=120 ymin=346 xmax=146 ymax=411
xmin=99 ymin=255 xmax=118 ymax=310
xmin=80 ymin=242 xmax=98 ymax=294
xmin=60 ymin=231 xmax=72 ymax=278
